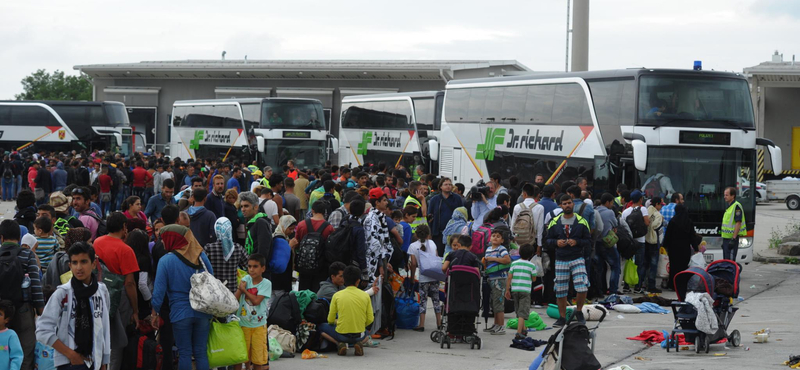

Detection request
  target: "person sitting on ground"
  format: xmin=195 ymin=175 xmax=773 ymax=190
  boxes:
xmin=319 ymin=266 xmax=374 ymax=357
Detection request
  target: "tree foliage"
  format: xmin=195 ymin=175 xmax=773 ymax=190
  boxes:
xmin=15 ymin=69 xmax=92 ymax=101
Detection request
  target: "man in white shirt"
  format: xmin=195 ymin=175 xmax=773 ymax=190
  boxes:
xmin=511 ymin=183 xmax=545 ymax=248
xmin=620 ymin=190 xmax=650 ymax=294
xmin=257 ymin=187 xmax=280 ymax=225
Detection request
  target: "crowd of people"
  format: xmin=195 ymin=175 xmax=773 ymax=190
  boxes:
xmin=0 ymin=148 xmax=726 ymax=370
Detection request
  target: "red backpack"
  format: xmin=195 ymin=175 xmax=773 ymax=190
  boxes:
xmin=471 ymin=223 xmax=494 ymax=257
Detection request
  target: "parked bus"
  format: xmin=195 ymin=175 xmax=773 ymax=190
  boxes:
xmin=0 ymin=101 xmax=145 ymax=155
xmin=339 ymin=91 xmax=443 ymax=176
xmin=435 ymin=68 xmax=782 ymax=264
xmin=170 ymin=98 xmax=336 ymax=173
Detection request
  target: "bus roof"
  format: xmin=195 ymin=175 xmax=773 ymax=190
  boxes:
xmin=0 ymin=100 xmax=123 ymax=107
xmin=172 ymin=97 xmax=323 ymax=106
xmin=446 ymin=68 xmax=747 ymax=87
xmin=342 ymin=91 xmax=442 ymax=102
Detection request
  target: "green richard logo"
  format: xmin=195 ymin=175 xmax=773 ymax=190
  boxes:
xmin=357 ymin=131 xmax=373 ymax=155
xmin=476 ymin=128 xmax=506 ymax=161
xmin=189 ymin=130 xmax=204 ymax=150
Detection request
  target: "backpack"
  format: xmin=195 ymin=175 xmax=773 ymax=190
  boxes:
xmin=269 ymin=236 xmax=291 ymax=274
xmin=267 ymin=291 xmax=302 ymax=332
xmin=540 ymin=322 xmax=601 ymax=370
xmin=123 ymin=329 xmax=163 ymax=370
xmin=245 ymin=213 xmax=273 ymax=255
xmin=324 ymin=220 xmax=357 ymax=266
xmin=295 ymin=219 xmax=329 ymax=274
xmin=97 ymin=258 xmax=125 ymax=320
xmin=625 ymin=207 xmax=647 ymax=239
xmin=53 ymin=216 xmax=76 ymax=236
xmin=0 ymin=245 xmax=25 ymax=308
xmin=643 ymin=174 xmax=664 ymax=198
xmin=86 ymin=212 xmax=109 ymax=238
xmin=470 ymin=222 xmax=495 ymax=257
xmin=303 ymin=298 xmax=330 ymax=325
xmin=3 ymin=167 xmax=12 ymax=180
xmin=616 ymin=216 xmax=636 ymax=260
xmin=512 ymin=202 xmax=537 ymax=247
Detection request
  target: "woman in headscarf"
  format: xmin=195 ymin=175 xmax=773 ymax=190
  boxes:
xmin=150 ymin=225 xmax=213 ymax=370
xmin=204 ymin=217 xmax=248 ymax=294
xmin=271 ymin=215 xmax=298 ymax=293
xmin=663 ymin=204 xmax=702 ymax=290
xmin=122 ymin=195 xmax=151 ymax=228
xmin=441 ymin=206 xmax=469 ymax=254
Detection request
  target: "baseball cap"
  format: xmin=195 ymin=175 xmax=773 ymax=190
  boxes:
xmin=252 ymin=170 xmax=263 ymax=177
xmin=631 ymin=190 xmax=643 ymax=202
xmin=368 ymin=187 xmax=386 ymax=200
xmin=49 ymin=191 xmax=69 ymax=213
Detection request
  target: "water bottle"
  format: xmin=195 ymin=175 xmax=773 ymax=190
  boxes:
xmin=21 ymin=273 xmax=31 ymax=302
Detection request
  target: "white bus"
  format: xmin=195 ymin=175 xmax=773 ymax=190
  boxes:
xmin=436 ymin=68 xmax=782 ymax=264
xmin=0 ymin=101 xmax=145 ymax=155
xmin=339 ymin=91 xmax=443 ymax=176
xmin=170 ymin=98 xmax=336 ymax=172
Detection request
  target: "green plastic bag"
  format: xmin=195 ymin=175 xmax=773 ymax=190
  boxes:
xmin=624 ymin=259 xmax=639 ymax=287
xmin=268 ymin=337 xmax=283 ymax=361
xmin=507 ymin=312 xmax=547 ymax=331
xmin=207 ymin=319 xmax=248 ymax=368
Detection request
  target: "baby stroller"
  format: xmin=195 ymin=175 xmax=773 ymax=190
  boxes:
xmin=668 ymin=260 xmax=742 ymax=354
xmin=430 ymin=265 xmax=483 ymax=349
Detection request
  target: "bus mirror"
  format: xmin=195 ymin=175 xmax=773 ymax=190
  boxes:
xmin=767 ymin=145 xmax=782 ymax=174
xmin=330 ymin=137 xmax=339 ymax=154
xmin=632 ymin=139 xmax=647 ymax=172
xmin=256 ymin=137 xmax=265 ymax=152
xmin=113 ymin=133 xmax=122 ymax=147
xmin=429 ymin=139 xmax=439 ymax=161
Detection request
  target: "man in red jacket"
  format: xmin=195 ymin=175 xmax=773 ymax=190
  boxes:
xmin=131 ymin=160 xmax=152 ymax=199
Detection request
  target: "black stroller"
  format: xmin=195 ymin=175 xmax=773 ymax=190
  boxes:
xmin=668 ymin=260 xmax=742 ymax=353
xmin=430 ymin=265 xmax=483 ymax=349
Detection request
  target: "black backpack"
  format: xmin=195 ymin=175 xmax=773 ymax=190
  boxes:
xmin=379 ymin=278 xmax=396 ymax=339
xmin=324 ymin=219 xmax=357 ymax=266
xmin=625 ymin=207 xmax=647 ymax=239
xmin=0 ymin=245 xmax=25 ymax=308
xmin=3 ymin=167 xmax=12 ymax=180
xmin=296 ymin=219 xmax=329 ymax=274
xmin=123 ymin=326 xmax=163 ymax=370
xmin=303 ymin=298 xmax=330 ymax=325
xmin=541 ymin=322 xmax=601 ymax=370
xmin=86 ymin=212 xmax=109 ymax=238
xmin=268 ymin=291 xmax=302 ymax=332
xmin=616 ymin=220 xmax=636 ymax=260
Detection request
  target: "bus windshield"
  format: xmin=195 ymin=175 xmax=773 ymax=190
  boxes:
xmin=638 ymin=147 xmax=755 ymax=225
xmin=637 ymin=75 xmax=754 ymax=129
xmin=104 ymin=104 xmax=130 ymax=126
xmin=260 ymin=140 xmax=325 ymax=173
xmin=261 ymin=101 xmax=325 ymax=130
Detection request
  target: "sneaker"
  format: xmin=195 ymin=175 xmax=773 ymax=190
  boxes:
xmin=574 ymin=311 xmax=586 ymax=324
xmin=514 ymin=333 xmax=527 ymax=340
xmin=483 ymin=324 xmax=499 ymax=333
xmin=337 ymin=342 xmax=347 ymax=356
xmin=648 ymin=287 xmax=663 ymax=294
xmin=622 ymin=285 xmax=632 ymax=294
xmin=371 ymin=329 xmax=390 ymax=339
xmin=553 ymin=317 xmax=566 ymax=328
xmin=491 ymin=326 xmax=506 ymax=335
xmin=354 ymin=342 xmax=364 ymax=356
xmin=412 ymin=326 xmax=425 ymax=332
xmin=533 ymin=304 xmax=544 ymax=309
xmin=633 ymin=287 xmax=645 ymax=294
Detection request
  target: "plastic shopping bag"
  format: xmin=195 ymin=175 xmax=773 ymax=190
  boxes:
xmin=689 ymin=252 xmax=707 ymax=268
xmin=623 ymin=259 xmax=639 ymax=287
xmin=531 ymin=255 xmax=544 ymax=277
xmin=268 ymin=337 xmax=283 ymax=361
xmin=657 ymin=247 xmax=670 ymax=278
xmin=35 ymin=342 xmax=55 ymax=370
xmin=207 ymin=319 xmax=248 ymax=368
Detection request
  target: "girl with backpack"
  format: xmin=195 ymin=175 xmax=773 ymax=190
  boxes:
xmin=471 ymin=206 xmax=509 ymax=258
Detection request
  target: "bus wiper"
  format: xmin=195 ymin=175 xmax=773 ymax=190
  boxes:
xmin=650 ymin=118 xmax=693 ymax=130
xmin=708 ymin=119 xmax=748 ymax=133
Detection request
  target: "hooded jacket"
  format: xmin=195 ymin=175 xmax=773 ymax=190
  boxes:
xmin=247 ymin=214 xmax=274 ymax=278
xmin=53 ymin=162 xmax=68 ymax=190
xmin=188 ymin=206 xmax=217 ymax=246
xmin=545 ymin=213 xmax=592 ymax=261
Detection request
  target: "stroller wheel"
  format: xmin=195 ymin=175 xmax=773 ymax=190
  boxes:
xmin=673 ymin=332 xmax=679 ymax=353
xmin=730 ymin=330 xmax=741 ymax=347
xmin=704 ymin=335 xmax=711 ymax=354
xmin=476 ymin=337 xmax=482 ymax=350
xmin=430 ymin=331 xmax=440 ymax=343
xmin=666 ymin=334 xmax=671 ymax=353
xmin=695 ymin=336 xmax=702 ymax=353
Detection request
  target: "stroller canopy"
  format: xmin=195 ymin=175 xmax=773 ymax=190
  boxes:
xmin=706 ymin=259 xmax=741 ymax=298
xmin=674 ymin=266 xmax=715 ymax=301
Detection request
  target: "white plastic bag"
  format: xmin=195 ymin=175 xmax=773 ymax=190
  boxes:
xmin=657 ymin=253 xmax=669 ymax=278
xmin=531 ymin=255 xmax=544 ymax=277
xmin=190 ymin=258 xmax=239 ymax=317
xmin=689 ymin=252 xmax=707 ymax=269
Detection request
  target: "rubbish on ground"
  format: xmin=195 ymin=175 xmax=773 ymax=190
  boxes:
xmin=714 ymin=353 xmax=726 ymax=356
xmin=628 ymin=330 xmax=690 ymax=346
xmin=634 ymin=356 xmax=651 ymax=361
xmin=745 ymin=347 xmax=750 ymax=351
xmin=607 ymin=366 xmax=635 ymax=370
xmin=301 ymin=349 xmax=327 ymax=359
xmin=737 ymin=297 xmax=745 ymax=301
xmin=617 ymin=315 xmax=625 ymax=319
xmin=755 ymin=333 xmax=769 ymax=343
xmin=681 ymin=346 xmax=690 ymax=350
xmin=751 ymin=285 xmax=756 ymax=289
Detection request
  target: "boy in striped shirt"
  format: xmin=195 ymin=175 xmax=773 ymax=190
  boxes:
xmin=505 ymin=243 xmax=537 ymax=339
xmin=33 ymin=217 xmax=59 ymax=273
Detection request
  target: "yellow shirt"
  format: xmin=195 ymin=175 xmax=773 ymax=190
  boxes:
xmin=327 ymin=286 xmax=374 ymax=334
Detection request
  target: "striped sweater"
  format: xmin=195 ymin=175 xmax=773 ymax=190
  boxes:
xmin=508 ymin=259 xmax=537 ymax=293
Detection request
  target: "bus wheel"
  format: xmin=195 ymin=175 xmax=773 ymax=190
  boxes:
xmin=787 ymin=196 xmax=800 ymax=210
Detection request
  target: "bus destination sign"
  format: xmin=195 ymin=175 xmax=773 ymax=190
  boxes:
xmin=679 ymin=131 xmax=731 ymax=145
xmin=283 ymin=131 xmax=311 ymax=139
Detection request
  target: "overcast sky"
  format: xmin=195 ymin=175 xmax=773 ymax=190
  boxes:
xmin=1 ymin=0 xmax=798 ymax=99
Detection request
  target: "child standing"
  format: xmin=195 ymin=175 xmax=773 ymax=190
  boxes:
xmin=34 ymin=217 xmax=59 ymax=272
xmin=441 ymin=235 xmax=481 ymax=272
xmin=0 ymin=300 xmax=23 ymax=370
xmin=36 ymin=242 xmax=111 ymax=370
xmin=235 ymin=253 xmax=271 ymax=370
xmin=483 ymin=229 xmax=511 ymax=335
xmin=407 ymin=225 xmax=441 ymax=332
xmin=505 ymin=243 xmax=537 ymax=339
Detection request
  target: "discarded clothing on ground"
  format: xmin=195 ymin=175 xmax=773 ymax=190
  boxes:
xmin=599 ymin=294 xmax=634 ymax=309
xmin=510 ymin=337 xmax=547 ymax=351
xmin=635 ymin=302 xmax=669 ymax=314
xmin=632 ymin=295 xmax=674 ymax=306
xmin=685 ymin=292 xmax=718 ymax=335
xmin=626 ymin=330 xmax=690 ymax=346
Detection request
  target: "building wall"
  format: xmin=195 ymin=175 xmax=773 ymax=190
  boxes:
xmin=764 ymin=87 xmax=800 ymax=169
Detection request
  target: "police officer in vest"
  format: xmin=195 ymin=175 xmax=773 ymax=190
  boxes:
xmin=721 ymin=187 xmax=746 ymax=261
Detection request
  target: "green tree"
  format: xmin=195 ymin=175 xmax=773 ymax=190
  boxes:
xmin=15 ymin=69 xmax=92 ymax=101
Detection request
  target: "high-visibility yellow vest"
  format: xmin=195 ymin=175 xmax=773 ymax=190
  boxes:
xmin=721 ymin=201 xmax=747 ymax=239
xmin=403 ymin=196 xmax=427 ymax=232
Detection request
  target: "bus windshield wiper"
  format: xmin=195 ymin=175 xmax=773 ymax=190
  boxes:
xmin=707 ymin=119 xmax=749 ymax=132
xmin=650 ymin=118 xmax=694 ymax=130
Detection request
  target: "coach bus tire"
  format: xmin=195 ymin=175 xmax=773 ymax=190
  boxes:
xmin=786 ymin=196 xmax=800 ymax=210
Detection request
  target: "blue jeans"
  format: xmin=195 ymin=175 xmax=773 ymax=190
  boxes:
xmin=643 ymin=243 xmax=660 ymax=289
xmin=319 ymin=323 xmax=366 ymax=344
xmin=722 ymin=238 xmax=738 ymax=262
xmin=2 ymin=178 xmax=12 ymax=201
xmin=595 ymin=242 xmax=621 ymax=294
xmin=173 ymin=316 xmax=210 ymax=370
xmin=633 ymin=241 xmax=646 ymax=289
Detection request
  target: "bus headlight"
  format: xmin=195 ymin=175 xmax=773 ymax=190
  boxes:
xmin=739 ymin=237 xmax=753 ymax=249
